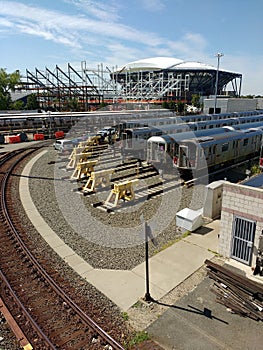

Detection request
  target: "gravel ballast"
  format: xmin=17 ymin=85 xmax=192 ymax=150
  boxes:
xmin=28 ymin=146 xmax=206 ymax=270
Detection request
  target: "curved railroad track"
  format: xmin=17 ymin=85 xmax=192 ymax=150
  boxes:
xmin=0 ymin=144 xmax=125 ymax=349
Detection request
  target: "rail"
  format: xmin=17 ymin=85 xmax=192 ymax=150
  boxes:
xmin=0 ymin=145 xmax=125 ymax=349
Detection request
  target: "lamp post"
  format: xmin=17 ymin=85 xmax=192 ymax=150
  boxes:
xmin=214 ymin=52 xmax=224 ymax=113
xmin=140 ymin=215 xmax=157 ymax=303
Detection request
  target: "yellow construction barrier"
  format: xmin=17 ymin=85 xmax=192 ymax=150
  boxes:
xmin=82 ymin=168 xmax=114 ymax=193
xmin=104 ymin=179 xmax=139 ymax=208
xmin=70 ymin=160 xmax=98 ymax=181
xmin=67 ymin=147 xmax=85 ymax=168
xmin=67 ymin=152 xmax=94 ymax=169
xmin=79 ymin=135 xmax=102 ymax=148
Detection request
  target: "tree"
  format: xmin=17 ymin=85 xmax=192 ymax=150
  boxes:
xmin=176 ymin=101 xmax=185 ymax=114
xmin=67 ymin=98 xmax=79 ymax=111
xmin=11 ymin=100 xmax=24 ymax=110
xmin=0 ymin=92 xmax=11 ymax=110
xmin=168 ymin=101 xmax=176 ymax=110
xmin=162 ymin=101 xmax=169 ymax=109
xmin=0 ymin=68 xmax=21 ymax=110
xmin=191 ymin=94 xmax=201 ymax=108
xmin=25 ymin=94 xmax=40 ymax=110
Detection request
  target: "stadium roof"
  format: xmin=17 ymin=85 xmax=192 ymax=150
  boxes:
xmin=117 ymin=56 xmax=240 ymax=74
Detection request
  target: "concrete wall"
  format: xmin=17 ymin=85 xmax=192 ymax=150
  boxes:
xmin=219 ymin=182 xmax=263 ymax=267
xmin=203 ymin=98 xmax=258 ymax=114
xmin=227 ymin=98 xmax=257 ymax=112
xmin=203 ymin=98 xmax=228 ymax=114
xmin=256 ymin=98 xmax=263 ymax=110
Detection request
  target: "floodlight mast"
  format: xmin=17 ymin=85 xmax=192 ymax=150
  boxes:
xmin=214 ymin=52 xmax=224 ymax=113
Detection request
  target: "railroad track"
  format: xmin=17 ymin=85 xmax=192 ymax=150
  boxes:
xmin=181 ymin=156 xmax=261 ymax=188
xmin=84 ymin=159 xmax=183 ymax=212
xmin=0 ymin=145 xmax=125 ymax=349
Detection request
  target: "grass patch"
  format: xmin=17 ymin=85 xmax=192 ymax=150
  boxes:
xmin=128 ymin=331 xmax=149 ymax=347
xmin=132 ymin=300 xmax=143 ymax=309
xmin=154 ymin=231 xmax=191 ymax=254
xmin=121 ymin=311 xmax=129 ymax=321
xmin=208 ymin=248 xmax=222 ymax=257
xmin=251 ymin=164 xmax=261 ymax=175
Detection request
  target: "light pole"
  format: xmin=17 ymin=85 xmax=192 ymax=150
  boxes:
xmin=140 ymin=215 xmax=157 ymax=303
xmin=214 ymin=52 xmax=224 ymax=113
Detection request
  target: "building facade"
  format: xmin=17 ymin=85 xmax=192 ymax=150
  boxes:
xmin=219 ymin=181 xmax=263 ymax=269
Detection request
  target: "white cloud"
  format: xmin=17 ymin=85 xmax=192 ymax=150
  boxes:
xmin=65 ymin=0 xmax=121 ymax=22
xmin=0 ymin=1 xmax=215 ymax=81
xmin=140 ymin=0 xmax=166 ymax=11
xmin=1 ymin=0 xmax=236 ymax=89
xmin=0 ymin=1 xmax=164 ymax=48
xmin=0 ymin=17 xmax=13 ymax=27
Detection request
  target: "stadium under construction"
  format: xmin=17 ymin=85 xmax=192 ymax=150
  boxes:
xmin=23 ymin=57 xmax=242 ymax=111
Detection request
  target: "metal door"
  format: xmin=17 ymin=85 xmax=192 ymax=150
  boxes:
xmin=231 ymin=216 xmax=256 ymax=265
xmin=179 ymin=145 xmax=188 ymax=167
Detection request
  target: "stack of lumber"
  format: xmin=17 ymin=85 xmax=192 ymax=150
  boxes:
xmin=205 ymin=259 xmax=263 ymax=321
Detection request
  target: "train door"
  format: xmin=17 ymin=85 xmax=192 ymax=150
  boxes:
xmin=178 ymin=145 xmax=189 ymax=168
xmin=121 ymin=131 xmax=128 ymax=149
xmin=147 ymin=141 xmax=165 ymax=163
xmin=205 ymin=146 xmax=215 ymax=166
xmin=233 ymin=140 xmax=239 ymax=159
xmin=121 ymin=130 xmax=133 ymax=149
xmin=180 ymin=143 xmax=198 ymax=169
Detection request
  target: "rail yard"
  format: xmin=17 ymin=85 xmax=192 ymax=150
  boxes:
xmin=0 ymin=107 xmax=263 ymax=349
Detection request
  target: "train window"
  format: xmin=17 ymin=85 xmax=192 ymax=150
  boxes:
xmin=243 ymin=138 xmax=248 ymax=146
xmin=222 ymin=143 xmax=229 ymax=152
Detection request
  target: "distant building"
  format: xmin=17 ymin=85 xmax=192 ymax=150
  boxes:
xmin=111 ymin=57 xmax=242 ymax=103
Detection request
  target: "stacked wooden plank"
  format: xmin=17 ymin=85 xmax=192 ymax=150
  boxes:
xmin=205 ymin=259 xmax=263 ymax=321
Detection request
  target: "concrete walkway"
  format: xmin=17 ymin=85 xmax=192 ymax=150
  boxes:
xmin=19 ymin=150 xmax=219 ymax=311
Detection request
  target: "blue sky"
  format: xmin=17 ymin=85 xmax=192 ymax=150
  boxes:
xmin=0 ymin=0 xmax=262 ymax=95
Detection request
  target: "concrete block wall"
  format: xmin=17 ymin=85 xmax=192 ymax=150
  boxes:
xmin=219 ymin=182 xmax=263 ymax=267
xmin=203 ymin=98 xmax=258 ymax=114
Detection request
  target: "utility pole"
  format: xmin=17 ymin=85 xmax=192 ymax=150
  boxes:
xmin=214 ymin=52 xmax=224 ymax=113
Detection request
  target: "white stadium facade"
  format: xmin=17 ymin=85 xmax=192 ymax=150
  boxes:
xmin=110 ymin=57 xmax=242 ymax=103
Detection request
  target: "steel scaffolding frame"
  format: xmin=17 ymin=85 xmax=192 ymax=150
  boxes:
xmin=25 ymin=62 xmax=120 ymax=111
